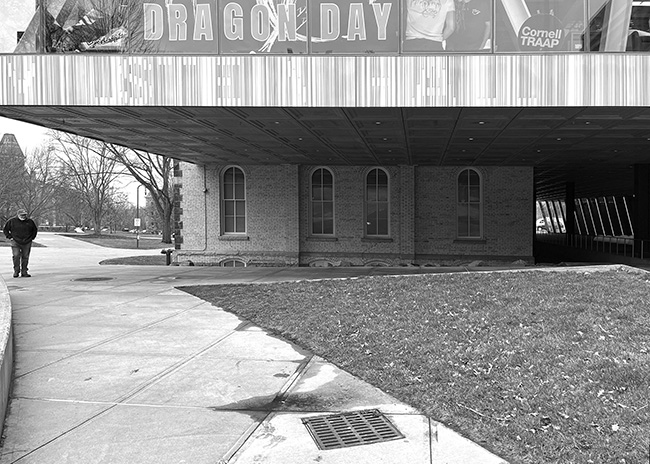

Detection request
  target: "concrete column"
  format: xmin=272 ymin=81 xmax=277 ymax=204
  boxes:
xmin=633 ymin=164 xmax=650 ymax=245
xmin=284 ymin=164 xmax=300 ymax=262
xmin=565 ymin=182 xmax=576 ymax=238
xmin=399 ymin=165 xmax=415 ymax=263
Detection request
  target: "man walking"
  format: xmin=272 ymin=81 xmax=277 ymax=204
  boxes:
xmin=3 ymin=209 xmax=38 ymax=278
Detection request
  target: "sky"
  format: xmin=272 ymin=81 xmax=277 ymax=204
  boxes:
xmin=0 ymin=117 xmax=50 ymax=151
xmin=0 ymin=117 xmax=141 ymax=204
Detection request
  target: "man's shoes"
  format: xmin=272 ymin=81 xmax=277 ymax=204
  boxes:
xmin=13 ymin=272 xmax=19 ymax=278
xmin=21 ymin=273 xmax=31 ymax=278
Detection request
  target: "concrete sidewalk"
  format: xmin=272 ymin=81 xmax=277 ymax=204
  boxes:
xmin=0 ymin=233 xmax=509 ymax=464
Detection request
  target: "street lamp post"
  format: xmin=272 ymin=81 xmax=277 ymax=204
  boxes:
xmin=136 ymin=184 xmax=142 ymax=249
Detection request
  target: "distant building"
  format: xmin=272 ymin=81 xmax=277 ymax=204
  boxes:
xmin=0 ymin=133 xmax=25 ymax=168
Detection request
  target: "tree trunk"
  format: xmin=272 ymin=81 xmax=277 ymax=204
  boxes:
xmin=161 ymin=204 xmax=173 ymax=243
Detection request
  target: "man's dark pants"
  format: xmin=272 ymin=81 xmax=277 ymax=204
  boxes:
xmin=11 ymin=241 xmax=32 ymax=275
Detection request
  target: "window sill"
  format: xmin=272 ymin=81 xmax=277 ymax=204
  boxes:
xmin=454 ymin=238 xmax=486 ymax=244
xmin=362 ymin=237 xmax=393 ymax=242
xmin=307 ymin=236 xmax=338 ymax=242
xmin=219 ymin=235 xmax=250 ymax=241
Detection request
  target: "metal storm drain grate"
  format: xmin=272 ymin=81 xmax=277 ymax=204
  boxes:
xmin=73 ymin=277 xmax=114 ymax=282
xmin=302 ymin=409 xmax=404 ymax=450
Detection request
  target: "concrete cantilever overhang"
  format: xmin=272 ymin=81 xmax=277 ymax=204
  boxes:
xmin=2 ymin=53 xmax=650 ymax=199
xmin=1 ymin=53 xmax=650 ymax=108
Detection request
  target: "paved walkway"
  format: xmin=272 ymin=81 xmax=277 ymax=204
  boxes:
xmin=0 ymin=233 xmax=518 ymax=464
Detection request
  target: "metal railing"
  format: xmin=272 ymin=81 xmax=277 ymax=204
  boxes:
xmin=536 ymin=233 xmax=650 ymax=260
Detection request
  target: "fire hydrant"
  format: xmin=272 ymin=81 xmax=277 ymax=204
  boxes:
xmin=161 ymin=249 xmax=173 ymax=265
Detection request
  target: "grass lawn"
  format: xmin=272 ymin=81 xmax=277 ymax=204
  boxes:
xmin=180 ymin=267 xmax=650 ymax=464
xmin=58 ymin=233 xmax=171 ymax=250
xmin=99 ymin=255 xmax=168 ymax=265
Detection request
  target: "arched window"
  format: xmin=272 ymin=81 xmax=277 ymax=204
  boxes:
xmin=222 ymin=167 xmax=246 ymax=234
xmin=221 ymin=259 xmax=246 ymax=267
xmin=365 ymin=168 xmax=389 ymax=236
xmin=311 ymin=168 xmax=334 ymax=235
xmin=457 ymin=168 xmax=482 ymax=238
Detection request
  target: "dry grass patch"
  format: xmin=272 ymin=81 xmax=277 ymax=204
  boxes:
xmin=181 ymin=267 xmax=650 ymax=464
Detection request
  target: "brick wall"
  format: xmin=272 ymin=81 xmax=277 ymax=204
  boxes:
xmin=298 ymin=166 xmax=406 ymax=266
xmin=414 ymin=166 xmax=533 ymax=263
xmin=176 ymin=163 xmax=299 ymax=266
xmin=175 ymin=163 xmax=533 ymax=266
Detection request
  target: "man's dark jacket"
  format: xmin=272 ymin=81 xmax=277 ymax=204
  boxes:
xmin=3 ymin=218 xmax=38 ymax=246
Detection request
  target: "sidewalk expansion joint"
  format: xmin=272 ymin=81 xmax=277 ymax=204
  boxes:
xmin=217 ymin=354 xmax=315 ymax=464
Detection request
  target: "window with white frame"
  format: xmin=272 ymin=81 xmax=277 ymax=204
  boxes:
xmin=457 ymin=168 xmax=482 ymax=238
xmin=222 ymin=166 xmax=246 ymax=234
xmin=365 ymin=168 xmax=389 ymax=236
xmin=311 ymin=168 xmax=334 ymax=235
xmin=221 ymin=259 xmax=246 ymax=267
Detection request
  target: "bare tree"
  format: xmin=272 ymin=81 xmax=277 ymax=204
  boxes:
xmin=106 ymin=144 xmax=174 ymax=243
xmin=52 ymin=184 xmax=89 ymax=231
xmin=51 ymin=132 xmax=123 ymax=234
xmin=16 ymin=146 xmax=61 ymax=224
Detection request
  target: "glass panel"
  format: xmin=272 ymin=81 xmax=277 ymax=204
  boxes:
xmin=236 ymin=200 xmax=245 ymax=216
xmin=235 ymin=182 xmax=245 ymax=199
xmin=495 ymin=0 xmax=587 ymax=53
xmin=311 ymin=0 xmax=399 ymax=54
xmin=223 ymin=181 xmax=233 ymax=199
xmin=378 ymin=207 xmax=388 ymax=235
xmin=628 ymin=3 xmax=650 ymax=51
xmin=312 ymin=216 xmax=323 ymax=235
xmin=458 ymin=184 xmax=468 ymax=204
xmin=312 ymin=197 xmax=322 ymax=233
xmin=11 ymin=0 xmax=650 ymax=55
xmin=225 ymin=201 xmax=235 ymax=216
xmin=322 ymin=185 xmax=333 ymax=201
xmin=1 ymin=0 xmax=35 ymax=53
xmin=367 ymin=185 xmax=376 ymax=203
xmin=313 ymin=186 xmax=322 ymax=201
xmin=377 ymin=185 xmax=388 ymax=202
xmin=225 ymin=216 xmax=235 ymax=233
xmin=366 ymin=203 xmax=377 ymax=235
xmin=469 ymin=204 xmax=481 ymax=237
xmin=324 ymin=218 xmax=334 ymax=235
xmin=377 ymin=169 xmax=388 ymax=185
xmin=468 ymin=169 xmax=479 ymax=185
xmin=447 ymin=0 xmax=494 ymax=52
xmin=469 ymin=185 xmax=481 ymax=203
xmin=219 ymin=0 xmax=308 ymax=54
xmin=236 ymin=216 xmax=245 ymax=232
xmin=322 ymin=169 xmax=332 ymax=185
xmin=323 ymin=202 xmax=333 ymax=222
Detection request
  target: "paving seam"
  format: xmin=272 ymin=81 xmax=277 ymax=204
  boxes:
xmin=12 ymin=296 xmax=213 ymax=379
xmin=7 ymin=328 xmax=242 ymax=463
xmin=217 ymin=355 xmax=316 ymax=464
xmin=7 ymin=278 xmax=195 ymax=311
